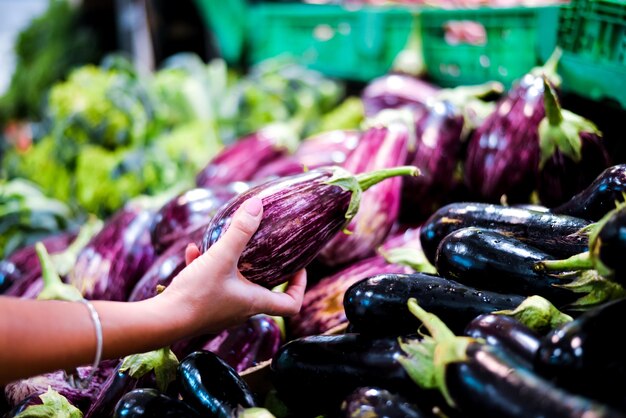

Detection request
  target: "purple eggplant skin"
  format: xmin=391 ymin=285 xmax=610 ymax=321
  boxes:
xmin=400 ymin=100 xmax=465 ymax=224
xmin=534 ymin=297 xmax=626 ymax=412
xmin=434 ymin=227 xmax=580 ymax=307
xmin=178 ymin=350 xmax=256 ymax=418
xmin=200 ymin=314 xmax=283 ymax=373
xmin=289 ymin=255 xmax=413 ymax=338
xmin=4 ymin=360 xmax=117 ymax=412
xmin=318 ymin=124 xmax=409 ymax=267
xmin=270 ymin=333 xmax=444 ymax=417
xmin=464 ymin=73 xmax=546 ymax=203
xmin=3 ymin=393 xmax=43 ymax=417
xmin=84 ymin=362 xmax=139 ymax=418
xmin=361 ymin=73 xmax=439 ymax=117
xmin=419 ymin=202 xmax=591 ymax=265
xmin=195 ymin=129 xmax=290 ymax=188
xmin=113 ymin=388 xmax=202 ymax=418
xmin=251 ymin=156 xmax=306 ymax=182
xmin=463 ymin=314 xmax=541 ymax=365
xmin=69 ymin=205 xmax=157 ymax=301
xmin=293 ymin=130 xmax=361 ymax=169
xmin=445 ymin=341 xmax=624 ymax=418
xmin=150 ymin=184 xmax=249 ymax=254
xmin=552 ymin=164 xmax=626 ymax=221
xmin=339 ymin=387 xmax=430 ymax=418
xmin=344 ymin=273 xmax=526 ymax=336
xmin=1 ymin=232 xmax=76 ymax=296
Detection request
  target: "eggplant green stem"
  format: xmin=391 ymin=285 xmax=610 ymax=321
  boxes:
xmin=120 ymin=347 xmax=179 ymax=392
xmin=52 ymin=216 xmax=103 ymax=276
xmin=380 ymin=247 xmax=437 ymax=274
xmin=535 ymin=251 xmax=593 ymax=272
xmin=356 ymin=166 xmax=420 ymax=192
xmin=35 ymin=242 xmax=84 ymax=302
xmin=543 ymin=75 xmax=563 ymax=126
xmin=436 ymin=81 xmax=504 ymax=106
xmin=532 ymin=47 xmax=562 ymax=87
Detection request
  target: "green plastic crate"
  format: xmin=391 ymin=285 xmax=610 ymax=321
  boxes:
xmin=557 ymin=0 xmax=626 ymax=108
xmin=194 ymin=0 xmax=417 ymax=81
xmin=419 ymin=6 xmax=560 ymax=88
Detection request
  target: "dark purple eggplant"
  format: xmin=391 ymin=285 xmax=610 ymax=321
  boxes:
xmin=84 ymin=362 xmax=139 ymax=418
xmin=150 ymin=184 xmax=250 ymax=254
xmin=435 ymin=227 xmax=582 ymax=307
xmin=69 ymin=205 xmax=157 ymax=301
xmin=361 ymin=73 xmax=439 ymax=117
xmin=201 ymin=165 xmax=418 ymax=288
xmin=270 ymin=333 xmax=443 ymax=416
xmin=318 ymin=117 xmax=411 ymax=267
xmin=534 ymin=297 xmax=626 ymax=411
xmin=113 ymin=388 xmax=202 ymax=418
xmin=419 ymin=202 xmax=590 ymax=265
xmin=195 ymin=125 xmax=297 ymax=188
xmin=200 ymin=314 xmax=283 ymax=373
xmin=464 ymin=52 xmax=562 ymax=203
xmin=178 ymin=350 xmax=256 ymax=417
xmin=552 ymin=164 xmax=626 ymax=221
xmin=399 ymin=299 xmax=625 ymax=418
xmin=344 ymin=272 xmax=526 ymax=336
xmin=1 ymin=232 xmax=75 ymax=296
xmin=339 ymin=387 xmax=430 ymax=418
xmin=293 ymin=129 xmax=361 ymax=169
xmin=464 ymin=313 xmax=541 ymax=364
xmin=537 ymin=76 xmax=610 ymax=207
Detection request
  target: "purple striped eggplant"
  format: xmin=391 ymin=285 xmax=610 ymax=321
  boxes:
xmin=1 ymin=232 xmax=75 ymax=296
xmin=317 ymin=116 xmax=411 ymax=267
xmin=201 ymin=165 xmax=419 ymax=288
xmin=150 ymin=183 xmax=250 ymax=254
xmin=293 ymin=129 xmax=361 ymax=169
xmin=361 ymin=73 xmax=439 ymax=117
xmin=537 ymin=77 xmax=610 ymax=207
xmin=200 ymin=314 xmax=283 ymax=372
xmin=464 ymin=52 xmax=562 ymax=203
xmin=195 ymin=124 xmax=298 ymax=188
xmin=69 ymin=205 xmax=157 ymax=301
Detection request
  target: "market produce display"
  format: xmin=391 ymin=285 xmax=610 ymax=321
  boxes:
xmin=4 ymin=1 xmax=626 ymax=416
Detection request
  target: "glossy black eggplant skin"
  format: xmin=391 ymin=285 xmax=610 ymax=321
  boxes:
xmin=84 ymin=363 xmax=138 ymax=418
xmin=446 ymin=342 xmax=624 ymax=418
xmin=534 ymin=298 xmax=626 ymax=411
xmin=595 ymin=207 xmax=626 ymax=285
xmin=435 ymin=227 xmax=580 ymax=307
xmin=113 ymin=388 xmax=201 ymax=418
xmin=178 ymin=350 xmax=256 ymax=418
xmin=339 ymin=387 xmax=429 ymax=418
xmin=419 ymin=202 xmax=590 ymax=264
xmin=344 ymin=273 xmax=525 ymax=336
xmin=553 ymin=164 xmax=626 ymax=221
xmin=464 ymin=314 xmax=541 ymax=365
xmin=271 ymin=333 xmax=440 ymax=416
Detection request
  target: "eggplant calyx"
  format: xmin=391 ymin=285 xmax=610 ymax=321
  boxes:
xmin=535 ymin=251 xmax=594 ymax=273
xmin=15 ymin=387 xmax=82 ymax=418
xmin=530 ymin=47 xmax=562 ymax=87
xmin=120 ymin=347 xmax=179 ymax=392
xmin=35 ymin=242 xmax=83 ymax=302
xmin=492 ymin=295 xmax=572 ymax=334
xmin=51 ymin=216 xmax=103 ymax=276
xmin=398 ymin=298 xmax=473 ymax=408
xmin=557 ymin=270 xmax=626 ymax=310
xmin=379 ymin=247 xmax=436 ymax=274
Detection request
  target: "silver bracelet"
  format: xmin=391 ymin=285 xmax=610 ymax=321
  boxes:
xmin=79 ymin=298 xmax=103 ymax=383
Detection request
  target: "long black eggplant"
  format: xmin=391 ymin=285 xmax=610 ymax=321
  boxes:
xmin=463 ymin=313 xmax=541 ymax=364
xmin=419 ymin=202 xmax=590 ymax=265
xmin=464 ymin=51 xmax=562 ymax=203
xmin=113 ymin=388 xmax=201 ymax=418
xmin=399 ymin=299 xmax=625 ymax=418
xmin=552 ymin=164 xmax=626 ymax=221
xmin=201 ymin=165 xmax=418 ymax=288
xmin=178 ymin=350 xmax=256 ymax=417
xmin=150 ymin=183 xmax=249 ymax=254
xmin=270 ymin=333 xmax=442 ymax=417
xmin=339 ymin=387 xmax=430 ymax=418
xmin=537 ymin=76 xmax=610 ymax=207
xmin=534 ymin=297 xmax=626 ymax=411
xmin=435 ymin=227 xmax=584 ymax=307
xmin=344 ymin=272 xmax=526 ymax=336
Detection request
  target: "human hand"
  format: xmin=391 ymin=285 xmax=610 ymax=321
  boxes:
xmin=157 ymin=196 xmax=307 ymax=337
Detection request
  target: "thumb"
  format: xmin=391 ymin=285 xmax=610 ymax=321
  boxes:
xmin=209 ymin=197 xmax=263 ymax=265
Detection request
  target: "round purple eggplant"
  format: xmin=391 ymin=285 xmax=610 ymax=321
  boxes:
xmin=200 ymin=165 xmax=418 ymax=288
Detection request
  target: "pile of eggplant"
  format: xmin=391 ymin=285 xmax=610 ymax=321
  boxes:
xmin=3 ymin=51 xmax=626 ymax=418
